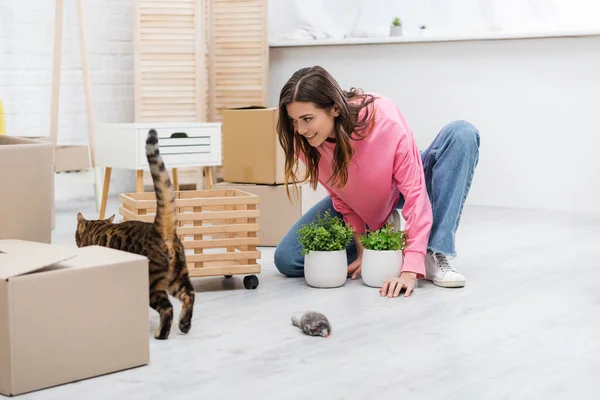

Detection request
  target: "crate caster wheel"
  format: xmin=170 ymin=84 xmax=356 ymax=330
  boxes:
xmin=243 ymin=275 xmax=259 ymax=290
xmin=224 ymin=275 xmax=233 ymax=278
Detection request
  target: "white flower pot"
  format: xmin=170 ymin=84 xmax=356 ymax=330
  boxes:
xmin=361 ymin=248 xmax=403 ymax=287
xmin=389 ymin=26 xmax=403 ymax=37
xmin=304 ymin=250 xmax=347 ymax=288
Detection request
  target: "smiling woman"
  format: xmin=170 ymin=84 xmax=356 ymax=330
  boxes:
xmin=277 ymin=68 xmax=376 ymax=192
xmin=286 ymin=102 xmax=334 ymax=145
xmin=273 ymin=65 xmax=481 ymax=298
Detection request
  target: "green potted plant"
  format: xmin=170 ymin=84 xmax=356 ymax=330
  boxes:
xmin=297 ymin=210 xmax=354 ymax=288
xmin=359 ymin=223 xmax=407 ymax=287
xmin=390 ymin=17 xmax=402 ymax=37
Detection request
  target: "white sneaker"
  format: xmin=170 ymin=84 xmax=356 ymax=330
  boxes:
xmin=425 ymin=252 xmax=466 ymax=288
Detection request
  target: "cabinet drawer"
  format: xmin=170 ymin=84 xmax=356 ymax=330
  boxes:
xmin=137 ymin=124 xmax=221 ymax=167
xmin=139 ymin=125 xmax=220 ymax=140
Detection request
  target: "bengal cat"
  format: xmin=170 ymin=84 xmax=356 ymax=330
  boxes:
xmin=75 ymin=129 xmax=195 ymax=340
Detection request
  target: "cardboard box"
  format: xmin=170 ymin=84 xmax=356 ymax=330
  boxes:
xmin=23 ymin=136 xmax=58 ymax=230
xmin=215 ymin=182 xmax=329 ymax=246
xmin=54 ymin=145 xmax=90 ymax=172
xmin=0 ymin=240 xmax=150 ymax=397
xmin=221 ymin=107 xmax=287 ymax=184
xmin=0 ymin=136 xmax=54 ymax=243
xmin=30 ymin=137 xmax=89 ymax=172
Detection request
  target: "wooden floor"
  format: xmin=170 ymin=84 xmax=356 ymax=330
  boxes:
xmin=27 ymin=196 xmax=600 ymax=399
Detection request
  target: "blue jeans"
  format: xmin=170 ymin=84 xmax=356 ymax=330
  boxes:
xmin=274 ymin=120 xmax=480 ymax=277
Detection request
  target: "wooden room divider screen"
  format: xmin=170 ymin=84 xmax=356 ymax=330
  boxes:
xmin=133 ymin=0 xmax=269 ymax=183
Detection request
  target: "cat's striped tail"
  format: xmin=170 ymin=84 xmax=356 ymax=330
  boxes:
xmin=146 ymin=129 xmax=177 ymax=247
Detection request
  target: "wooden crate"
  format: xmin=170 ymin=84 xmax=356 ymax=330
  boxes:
xmin=118 ymin=188 xmax=261 ymax=283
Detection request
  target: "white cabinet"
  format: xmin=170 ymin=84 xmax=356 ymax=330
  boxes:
xmin=95 ymin=122 xmax=222 ymax=170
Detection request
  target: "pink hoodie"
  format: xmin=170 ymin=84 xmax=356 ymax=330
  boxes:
xmin=299 ymin=94 xmax=433 ymax=278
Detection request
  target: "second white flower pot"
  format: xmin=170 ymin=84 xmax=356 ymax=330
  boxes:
xmin=361 ymin=248 xmax=403 ymax=287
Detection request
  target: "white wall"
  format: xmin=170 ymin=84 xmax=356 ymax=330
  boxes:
xmin=268 ymin=35 xmax=600 ymax=216
xmin=268 ymin=0 xmax=600 ymax=40
xmin=3 ymin=1 xmax=600 ymax=214
xmin=0 ymin=0 xmax=136 ymax=198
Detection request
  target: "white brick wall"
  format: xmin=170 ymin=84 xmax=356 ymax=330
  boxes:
xmin=0 ymin=0 xmax=136 ymax=198
xmin=0 ymin=0 xmax=134 ymax=142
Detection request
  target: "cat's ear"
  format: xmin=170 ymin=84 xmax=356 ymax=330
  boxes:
xmin=106 ymin=214 xmax=115 ymax=223
xmin=77 ymin=212 xmax=85 ymax=223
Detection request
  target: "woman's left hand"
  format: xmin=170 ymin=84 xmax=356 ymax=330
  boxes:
xmin=380 ymin=272 xmax=417 ymax=298
xmin=348 ymin=232 xmax=364 ymax=280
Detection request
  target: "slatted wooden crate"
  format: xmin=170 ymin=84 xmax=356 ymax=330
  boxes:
xmin=118 ymin=188 xmax=261 ymax=288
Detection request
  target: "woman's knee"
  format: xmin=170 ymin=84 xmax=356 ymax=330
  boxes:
xmin=444 ymin=120 xmax=480 ymax=154
xmin=273 ymin=245 xmax=287 ymax=272
xmin=274 ymin=244 xmax=304 ymax=277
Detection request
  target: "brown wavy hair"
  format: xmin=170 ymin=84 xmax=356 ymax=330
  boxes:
xmin=277 ymin=66 xmax=376 ymax=199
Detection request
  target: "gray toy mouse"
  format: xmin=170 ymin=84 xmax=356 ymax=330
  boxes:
xmin=291 ymin=311 xmax=331 ymax=338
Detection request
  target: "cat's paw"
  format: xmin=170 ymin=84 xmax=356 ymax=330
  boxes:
xmin=154 ymin=309 xmax=173 ymax=339
xmin=179 ymin=319 xmax=192 ymax=334
xmin=154 ymin=330 xmax=170 ymax=340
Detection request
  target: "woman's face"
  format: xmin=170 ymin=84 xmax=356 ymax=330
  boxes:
xmin=286 ymin=101 xmax=339 ymax=147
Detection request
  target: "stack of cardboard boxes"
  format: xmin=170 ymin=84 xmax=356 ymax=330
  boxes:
xmin=0 ymin=136 xmax=54 ymax=243
xmin=0 ymin=136 xmax=150 ymax=396
xmin=217 ymin=107 xmax=329 ymax=247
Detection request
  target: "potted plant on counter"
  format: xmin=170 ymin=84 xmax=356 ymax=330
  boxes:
xmin=298 ymin=210 xmax=354 ymax=288
xmin=359 ymin=223 xmax=407 ymax=287
xmin=390 ymin=17 xmax=403 ymax=37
